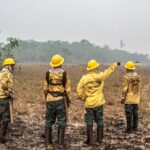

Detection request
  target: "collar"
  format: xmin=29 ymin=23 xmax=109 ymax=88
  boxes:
xmin=87 ymin=70 xmax=98 ymax=74
xmin=1 ymin=67 xmax=10 ymax=73
xmin=127 ymin=72 xmax=137 ymax=76
xmin=49 ymin=68 xmax=64 ymax=74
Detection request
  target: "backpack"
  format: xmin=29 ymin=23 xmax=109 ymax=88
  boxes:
xmin=46 ymin=70 xmax=66 ymax=87
xmin=45 ymin=70 xmax=67 ymax=97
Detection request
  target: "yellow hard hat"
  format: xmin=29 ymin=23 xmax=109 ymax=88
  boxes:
xmin=3 ymin=58 xmax=16 ymax=66
xmin=87 ymin=59 xmax=100 ymax=71
xmin=50 ymin=54 xmax=64 ymax=67
xmin=125 ymin=61 xmax=136 ymax=70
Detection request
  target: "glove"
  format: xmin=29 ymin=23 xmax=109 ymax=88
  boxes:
xmin=7 ymin=92 xmax=14 ymax=102
xmin=117 ymin=62 xmax=121 ymax=66
xmin=121 ymin=99 xmax=125 ymax=104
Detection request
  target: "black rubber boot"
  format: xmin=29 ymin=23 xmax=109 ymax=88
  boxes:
xmin=45 ymin=128 xmax=52 ymax=149
xmin=126 ymin=120 xmax=132 ymax=133
xmin=97 ymin=126 xmax=103 ymax=143
xmin=133 ymin=115 xmax=138 ymax=131
xmin=58 ymin=127 xmax=65 ymax=147
xmin=41 ymin=132 xmax=45 ymax=139
xmin=85 ymin=126 xmax=94 ymax=145
xmin=0 ymin=123 xmax=8 ymax=144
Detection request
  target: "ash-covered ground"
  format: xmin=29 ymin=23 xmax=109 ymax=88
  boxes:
xmin=0 ymin=64 xmax=149 ymax=150
xmin=1 ymin=114 xmax=150 ymax=150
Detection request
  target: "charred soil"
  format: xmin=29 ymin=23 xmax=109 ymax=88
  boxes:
xmin=0 ymin=64 xmax=149 ymax=150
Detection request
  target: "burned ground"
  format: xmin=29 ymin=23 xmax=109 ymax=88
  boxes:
xmin=1 ymin=64 xmax=150 ymax=150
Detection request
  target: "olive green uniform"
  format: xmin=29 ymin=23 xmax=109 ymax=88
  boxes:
xmin=44 ymin=68 xmax=71 ymax=128
xmin=0 ymin=68 xmax=13 ymax=125
xmin=45 ymin=99 xmax=66 ymax=128
xmin=77 ymin=63 xmax=118 ymax=144
xmin=122 ymin=72 xmax=141 ymax=132
xmin=77 ymin=63 xmax=117 ymax=127
xmin=44 ymin=67 xmax=71 ymax=147
xmin=0 ymin=68 xmax=13 ymax=143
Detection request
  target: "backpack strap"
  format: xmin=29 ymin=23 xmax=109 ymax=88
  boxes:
xmin=62 ymin=71 xmax=67 ymax=88
xmin=46 ymin=70 xmax=50 ymax=84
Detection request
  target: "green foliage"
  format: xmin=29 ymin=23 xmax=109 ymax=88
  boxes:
xmin=0 ymin=38 xmax=19 ymax=60
xmin=11 ymin=39 xmax=150 ymax=64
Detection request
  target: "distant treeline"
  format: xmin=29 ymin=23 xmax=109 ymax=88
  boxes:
xmin=12 ymin=39 xmax=149 ymax=64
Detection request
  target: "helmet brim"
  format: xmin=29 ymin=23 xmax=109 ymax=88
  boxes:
xmin=50 ymin=58 xmax=64 ymax=67
xmin=125 ymin=64 xmax=136 ymax=70
xmin=87 ymin=63 xmax=100 ymax=71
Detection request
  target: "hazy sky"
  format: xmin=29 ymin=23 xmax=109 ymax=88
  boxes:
xmin=0 ymin=0 xmax=150 ymax=54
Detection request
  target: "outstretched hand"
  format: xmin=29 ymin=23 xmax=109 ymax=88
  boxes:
xmin=117 ymin=62 xmax=121 ymax=66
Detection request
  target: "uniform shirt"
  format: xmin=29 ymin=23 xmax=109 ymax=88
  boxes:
xmin=122 ymin=72 xmax=141 ymax=104
xmin=44 ymin=68 xmax=71 ymax=102
xmin=0 ymin=68 xmax=13 ymax=99
xmin=77 ymin=63 xmax=117 ymax=108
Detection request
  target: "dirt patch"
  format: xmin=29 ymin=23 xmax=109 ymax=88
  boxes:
xmin=0 ymin=64 xmax=149 ymax=150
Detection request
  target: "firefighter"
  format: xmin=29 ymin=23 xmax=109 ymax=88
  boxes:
xmin=121 ymin=61 xmax=141 ymax=133
xmin=77 ymin=59 xmax=120 ymax=145
xmin=44 ymin=54 xmax=71 ymax=149
xmin=0 ymin=58 xmax=15 ymax=144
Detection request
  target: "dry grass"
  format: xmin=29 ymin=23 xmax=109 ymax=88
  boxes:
xmin=2 ymin=63 xmax=149 ymax=150
xmin=13 ymin=64 xmax=150 ymax=123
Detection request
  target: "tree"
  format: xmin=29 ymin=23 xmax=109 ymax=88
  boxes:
xmin=0 ymin=38 xmax=19 ymax=60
